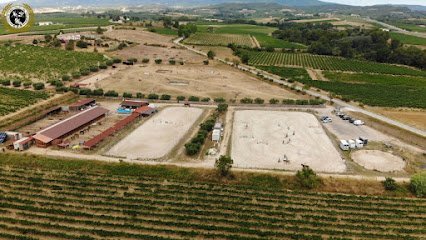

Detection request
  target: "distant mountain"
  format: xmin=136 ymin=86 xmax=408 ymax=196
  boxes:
xmin=7 ymin=0 xmax=331 ymax=8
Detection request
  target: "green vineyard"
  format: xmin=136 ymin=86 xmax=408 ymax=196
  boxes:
xmin=184 ymin=33 xmax=255 ymax=47
xmin=0 ymin=87 xmax=49 ymax=116
xmin=246 ymin=51 xmax=426 ymax=76
xmin=0 ymin=162 xmax=424 ymax=240
xmin=0 ymin=44 xmax=106 ymax=80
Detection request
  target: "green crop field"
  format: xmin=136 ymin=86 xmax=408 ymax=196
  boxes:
xmin=259 ymin=66 xmax=426 ymax=108
xmin=247 ymin=51 xmax=426 ymax=76
xmin=0 ymin=87 xmax=49 ymax=116
xmin=196 ymin=24 xmax=306 ymax=49
xmin=392 ymin=22 xmax=426 ymax=33
xmin=0 ymin=44 xmax=106 ymax=80
xmin=184 ymin=33 xmax=255 ymax=47
xmin=0 ymin=154 xmax=424 ymax=240
xmin=390 ymin=32 xmax=426 ymax=46
xmin=149 ymin=27 xmax=178 ymax=36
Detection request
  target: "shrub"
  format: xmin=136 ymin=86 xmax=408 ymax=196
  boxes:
xmin=23 ymin=81 xmax=32 ymax=88
xmin=383 ymin=177 xmax=398 ymax=191
xmin=270 ymin=98 xmax=279 ymax=104
xmin=160 ymin=94 xmax=171 ymax=100
xmin=104 ymin=90 xmax=119 ymax=97
xmin=113 ymin=58 xmax=122 ymax=64
xmin=136 ymin=92 xmax=144 ymax=99
xmin=12 ymin=80 xmax=21 ymax=87
xmin=185 ymin=142 xmax=201 ymax=156
xmin=214 ymin=97 xmax=226 ymax=103
xmin=62 ymin=75 xmax=71 ymax=81
xmin=217 ymin=103 xmax=228 ymax=113
xmin=155 ymin=59 xmax=162 ymax=64
xmin=188 ymin=96 xmax=200 ymax=102
xmin=128 ymin=58 xmax=138 ymax=63
xmin=142 ymin=58 xmax=150 ymax=63
xmin=203 ymin=60 xmax=209 ymax=65
xmin=201 ymin=97 xmax=211 ymax=102
xmin=80 ymin=68 xmax=90 ymax=76
xmin=215 ymin=155 xmax=233 ymax=176
xmin=123 ymin=92 xmax=133 ymax=98
xmin=200 ymin=119 xmax=215 ymax=132
xmin=93 ymin=88 xmax=104 ymax=96
xmin=254 ymin=98 xmax=264 ymax=104
xmin=240 ymin=98 xmax=253 ymax=104
xmin=72 ymin=72 xmax=81 ymax=79
xmin=32 ymin=82 xmax=45 ymax=90
xmin=283 ymin=99 xmax=295 ymax=105
xmin=79 ymin=88 xmax=92 ymax=95
xmin=177 ymin=96 xmax=186 ymax=101
xmin=89 ymin=66 xmax=99 ymax=72
xmin=296 ymin=165 xmax=321 ymax=189
xmin=76 ymin=40 xmax=88 ymax=48
xmin=1 ymin=79 xmax=11 ymax=86
xmin=106 ymin=60 xmax=114 ymax=66
xmin=169 ymin=59 xmax=176 ymax=65
xmin=410 ymin=172 xmax=426 ymax=197
xmin=148 ymin=93 xmax=159 ymax=100
xmin=99 ymin=64 xmax=108 ymax=70
xmin=207 ymin=50 xmax=216 ymax=60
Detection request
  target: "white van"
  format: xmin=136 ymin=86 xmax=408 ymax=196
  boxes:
xmin=340 ymin=140 xmax=349 ymax=151
xmin=355 ymin=139 xmax=364 ymax=148
xmin=348 ymin=139 xmax=356 ymax=149
xmin=353 ymin=120 xmax=365 ymax=126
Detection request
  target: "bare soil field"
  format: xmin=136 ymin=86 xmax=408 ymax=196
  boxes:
xmin=352 ymin=150 xmax=406 ymax=172
xmin=94 ymin=62 xmax=304 ymax=101
xmin=194 ymin=46 xmax=240 ymax=62
xmin=231 ymin=110 xmax=346 ymax=173
xmin=106 ymin=107 xmax=203 ymax=160
xmin=367 ymin=107 xmax=426 ymax=131
xmin=104 ymin=29 xmax=175 ymax=46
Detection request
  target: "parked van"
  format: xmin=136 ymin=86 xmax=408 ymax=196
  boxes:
xmin=340 ymin=140 xmax=349 ymax=151
xmin=355 ymin=139 xmax=364 ymax=148
xmin=348 ymin=140 xmax=356 ymax=149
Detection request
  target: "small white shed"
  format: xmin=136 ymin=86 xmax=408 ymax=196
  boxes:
xmin=212 ymin=129 xmax=221 ymax=142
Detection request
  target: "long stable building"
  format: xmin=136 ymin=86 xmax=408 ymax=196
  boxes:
xmin=33 ymin=106 xmax=108 ymax=147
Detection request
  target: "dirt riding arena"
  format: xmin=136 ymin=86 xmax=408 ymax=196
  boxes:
xmin=106 ymin=107 xmax=203 ymax=160
xmin=352 ymin=150 xmax=406 ymax=172
xmin=94 ymin=62 xmax=303 ymax=101
xmin=231 ymin=110 xmax=346 ymax=173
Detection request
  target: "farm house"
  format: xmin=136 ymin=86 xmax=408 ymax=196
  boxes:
xmin=13 ymin=137 xmax=33 ymax=151
xmin=33 ymin=106 xmax=109 ymax=148
xmin=212 ymin=129 xmax=221 ymax=142
xmin=69 ymin=98 xmax=96 ymax=111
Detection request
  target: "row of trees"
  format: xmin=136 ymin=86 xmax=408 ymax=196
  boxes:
xmin=272 ymin=22 xmax=426 ymax=69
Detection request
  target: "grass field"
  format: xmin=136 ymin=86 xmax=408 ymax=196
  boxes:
xmin=184 ymin=32 xmax=255 ymax=47
xmin=390 ymin=32 xmax=426 ymax=46
xmin=196 ymin=24 xmax=306 ymax=49
xmin=392 ymin=22 xmax=426 ymax=33
xmin=0 ymin=87 xmax=49 ymax=116
xmin=259 ymin=66 xmax=426 ymax=108
xmin=246 ymin=51 xmax=426 ymax=76
xmin=0 ymin=44 xmax=106 ymax=80
xmin=0 ymin=153 xmax=424 ymax=239
xmin=149 ymin=27 xmax=178 ymax=36
xmin=0 ymin=15 xmax=109 ymax=35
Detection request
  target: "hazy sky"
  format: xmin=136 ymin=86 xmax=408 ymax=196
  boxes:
xmin=321 ymin=0 xmax=426 ymax=6
xmin=0 ymin=0 xmax=425 ymax=6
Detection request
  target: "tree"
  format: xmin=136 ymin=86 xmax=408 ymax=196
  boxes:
xmin=65 ymin=40 xmax=75 ymax=51
xmin=410 ymin=172 xmax=426 ymax=197
xmin=254 ymin=98 xmax=264 ymax=104
xmin=207 ymin=50 xmax=216 ymax=60
xmin=44 ymin=34 xmax=52 ymax=43
xmin=185 ymin=142 xmax=200 ymax=156
xmin=217 ymin=103 xmax=228 ymax=113
xmin=32 ymin=82 xmax=45 ymax=90
xmin=215 ymin=155 xmax=233 ymax=176
xmin=383 ymin=177 xmax=397 ymax=191
xmin=76 ymin=40 xmax=88 ymax=48
xmin=296 ymin=165 xmax=320 ymax=189
xmin=51 ymin=39 xmax=61 ymax=48
xmin=32 ymin=39 xmax=38 ymax=45
xmin=269 ymin=98 xmax=279 ymax=104
xmin=177 ymin=96 xmax=186 ymax=101
xmin=241 ymin=54 xmax=250 ymax=64
xmin=96 ymin=26 xmax=104 ymax=34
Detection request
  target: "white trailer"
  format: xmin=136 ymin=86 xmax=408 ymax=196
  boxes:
xmin=348 ymin=139 xmax=356 ymax=149
xmin=212 ymin=129 xmax=221 ymax=142
xmin=339 ymin=140 xmax=349 ymax=151
xmin=355 ymin=139 xmax=364 ymax=148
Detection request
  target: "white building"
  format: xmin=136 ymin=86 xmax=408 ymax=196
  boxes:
xmin=212 ymin=129 xmax=221 ymax=142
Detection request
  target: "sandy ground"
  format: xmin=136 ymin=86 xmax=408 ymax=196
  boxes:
xmin=104 ymin=29 xmax=175 ymax=46
xmin=352 ymin=150 xmax=406 ymax=172
xmin=366 ymin=107 xmax=426 ymax=131
xmin=106 ymin=107 xmax=203 ymax=160
xmin=231 ymin=110 xmax=346 ymax=173
xmin=94 ymin=61 xmax=303 ymax=101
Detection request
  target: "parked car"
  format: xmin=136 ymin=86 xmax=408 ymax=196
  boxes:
xmin=353 ymin=120 xmax=365 ymax=126
xmin=321 ymin=116 xmax=332 ymax=123
xmin=359 ymin=137 xmax=368 ymax=145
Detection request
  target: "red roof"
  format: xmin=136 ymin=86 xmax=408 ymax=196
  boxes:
xmin=70 ymin=98 xmax=96 ymax=108
xmin=33 ymin=107 xmax=108 ymax=144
